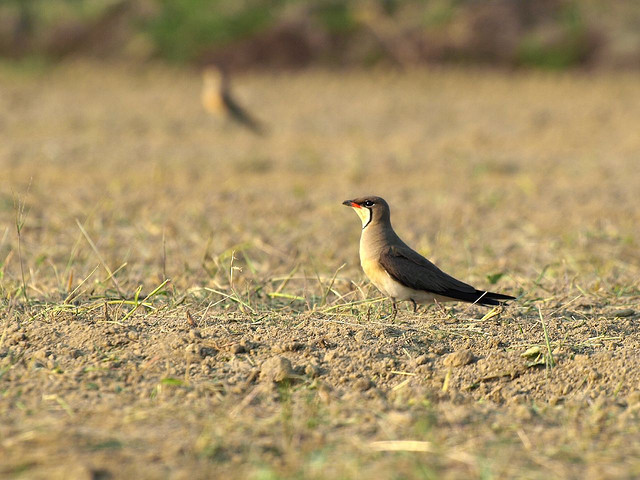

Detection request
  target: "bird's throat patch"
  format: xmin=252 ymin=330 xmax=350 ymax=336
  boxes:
xmin=354 ymin=206 xmax=372 ymax=229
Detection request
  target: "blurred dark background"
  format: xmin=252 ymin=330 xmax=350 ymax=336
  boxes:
xmin=1 ymin=0 xmax=639 ymax=70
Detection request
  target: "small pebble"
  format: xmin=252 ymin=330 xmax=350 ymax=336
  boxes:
xmin=414 ymin=354 xmax=429 ymax=366
xmin=354 ymin=377 xmax=372 ymax=391
xmin=443 ymin=349 xmax=475 ymax=367
xmin=260 ymin=356 xmax=294 ymax=383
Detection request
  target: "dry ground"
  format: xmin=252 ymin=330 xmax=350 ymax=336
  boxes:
xmin=1 ymin=62 xmax=639 ymax=479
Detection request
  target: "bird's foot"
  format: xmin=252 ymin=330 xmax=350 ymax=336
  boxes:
xmin=433 ymin=299 xmax=454 ymax=320
xmin=380 ymin=300 xmax=398 ymax=322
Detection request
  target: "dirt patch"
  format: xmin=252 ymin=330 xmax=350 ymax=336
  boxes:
xmin=2 ymin=303 xmax=640 ymax=478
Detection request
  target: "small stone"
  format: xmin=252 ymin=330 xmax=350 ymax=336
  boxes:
xmin=414 ymin=354 xmax=429 ymax=366
xmin=354 ymin=377 xmax=372 ymax=391
xmin=199 ymin=346 xmax=217 ymax=358
xmin=432 ymin=346 xmax=447 ymax=356
xmin=34 ymin=349 xmax=48 ymax=361
xmin=549 ymin=395 xmax=561 ymax=406
xmin=281 ymin=341 xmax=303 ymax=352
xmin=354 ymin=330 xmax=368 ymax=343
xmin=573 ymin=354 xmax=588 ymax=364
xmin=627 ymin=391 xmax=640 ymax=406
xmin=443 ymin=349 xmax=475 ymax=367
xmin=127 ymin=331 xmax=139 ymax=341
xmin=260 ymin=356 xmax=294 ymax=383
xmin=613 ymin=309 xmax=635 ymax=318
xmin=230 ymin=344 xmax=246 ymax=354
xmin=324 ymin=351 xmax=337 ymax=362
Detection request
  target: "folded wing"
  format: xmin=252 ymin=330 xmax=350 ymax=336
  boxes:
xmin=379 ymin=245 xmax=514 ymax=305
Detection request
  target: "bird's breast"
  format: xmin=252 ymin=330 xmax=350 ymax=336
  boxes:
xmin=202 ymin=88 xmax=224 ymax=114
xmin=361 ymin=258 xmax=387 ymax=286
xmin=361 ymin=258 xmax=399 ymax=298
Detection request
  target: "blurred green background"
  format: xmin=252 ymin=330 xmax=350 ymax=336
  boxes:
xmin=1 ymin=0 xmax=639 ymax=70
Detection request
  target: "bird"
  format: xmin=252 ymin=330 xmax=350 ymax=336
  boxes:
xmin=201 ymin=65 xmax=265 ymax=135
xmin=343 ymin=195 xmax=515 ymax=316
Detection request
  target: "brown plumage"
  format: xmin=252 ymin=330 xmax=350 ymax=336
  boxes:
xmin=201 ymin=66 xmax=265 ymax=135
xmin=343 ymin=196 xmax=515 ymax=313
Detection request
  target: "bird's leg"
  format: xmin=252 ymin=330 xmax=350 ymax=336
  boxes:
xmin=411 ymin=299 xmax=418 ymax=313
xmin=391 ymin=299 xmax=398 ymax=321
xmin=433 ymin=298 xmax=450 ymax=318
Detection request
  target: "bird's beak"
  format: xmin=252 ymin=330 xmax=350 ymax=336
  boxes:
xmin=342 ymin=200 xmax=361 ymax=208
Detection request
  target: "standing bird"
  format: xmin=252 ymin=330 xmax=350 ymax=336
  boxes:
xmin=201 ymin=65 xmax=266 ymax=135
xmin=343 ymin=196 xmax=515 ymax=316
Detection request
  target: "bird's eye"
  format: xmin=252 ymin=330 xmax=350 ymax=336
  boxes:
xmin=363 ymin=200 xmax=374 ymax=207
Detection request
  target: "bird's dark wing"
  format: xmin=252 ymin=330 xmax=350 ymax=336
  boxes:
xmin=222 ymin=90 xmax=265 ymax=135
xmin=379 ymin=245 xmax=515 ymax=305
xmin=379 ymin=244 xmax=477 ymax=298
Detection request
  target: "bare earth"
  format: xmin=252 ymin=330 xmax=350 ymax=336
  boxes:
xmin=1 ymin=62 xmax=639 ymax=479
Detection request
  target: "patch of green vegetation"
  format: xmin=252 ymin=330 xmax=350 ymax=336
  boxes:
xmin=517 ymin=3 xmax=591 ymax=69
xmin=144 ymin=0 xmax=285 ymax=62
xmin=160 ymin=377 xmax=185 ymax=386
xmin=422 ymin=0 xmax=458 ymax=28
xmin=315 ymin=1 xmax=358 ymax=34
xmin=89 ymin=439 xmax=123 ymax=451
xmin=5 ymin=462 xmax=36 ymax=476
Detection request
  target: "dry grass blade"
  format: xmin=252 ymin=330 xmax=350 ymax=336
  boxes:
xmin=318 ymin=296 xmax=385 ymax=314
xmin=538 ymin=306 xmax=555 ymax=368
xmin=76 ymin=219 xmax=124 ymax=298
xmin=204 ymin=287 xmax=256 ymax=314
xmin=13 ymin=189 xmax=31 ymax=303
xmin=63 ymin=264 xmax=99 ymax=304
xmin=273 ymin=264 xmax=299 ymax=295
xmin=369 ymin=440 xmax=477 ymax=467
xmin=370 ymin=440 xmax=435 ymax=452
xmin=320 ymin=263 xmax=345 ymax=307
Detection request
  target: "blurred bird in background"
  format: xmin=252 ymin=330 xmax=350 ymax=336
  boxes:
xmin=201 ymin=65 xmax=266 ymax=135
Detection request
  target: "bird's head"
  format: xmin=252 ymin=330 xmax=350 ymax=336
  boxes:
xmin=342 ymin=196 xmax=390 ymax=229
xmin=202 ymin=65 xmax=227 ymax=89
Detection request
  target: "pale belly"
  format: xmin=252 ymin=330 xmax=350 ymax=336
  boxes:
xmin=361 ymin=259 xmax=452 ymax=304
xmin=202 ymin=90 xmax=224 ymax=115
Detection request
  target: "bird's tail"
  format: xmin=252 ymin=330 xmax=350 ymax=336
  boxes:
xmin=472 ymin=290 xmax=516 ymax=306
